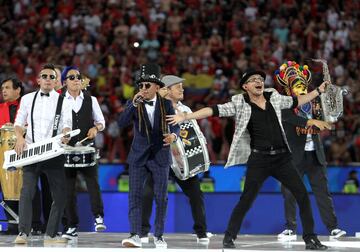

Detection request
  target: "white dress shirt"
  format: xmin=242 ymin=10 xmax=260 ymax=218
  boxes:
xmin=145 ymin=96 xmax=157 ymax=127
xmin=15 ymin=89 xmax=72 ymax=144
xmin=65 ymin=91 xmax=106 ymax=130
xmin=304 ymin=113 xmax=315 ymax=151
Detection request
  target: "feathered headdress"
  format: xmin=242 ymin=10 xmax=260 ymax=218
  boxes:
xmin=274 ymin=61 xmax=311 ymax=95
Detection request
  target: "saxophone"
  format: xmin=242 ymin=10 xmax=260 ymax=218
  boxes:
xmin=81 ymin=75 xmax=91 ymax=90
xmin=312 ymin=59 xmax=348 ymax=123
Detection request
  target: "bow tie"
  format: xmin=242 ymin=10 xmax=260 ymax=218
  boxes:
xmin=40 ymin=92 xmax=50 ymax=97
xmin=144 ymin=100 xmax=154 ymax=106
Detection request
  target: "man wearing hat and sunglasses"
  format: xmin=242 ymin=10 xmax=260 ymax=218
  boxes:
xmin=141 ymin=75 xmax=211 ymax=244
xmin=118 ymin=63 xmax=179 ymax=248
xmin=167 ymin=69 xmax=329 ymax=250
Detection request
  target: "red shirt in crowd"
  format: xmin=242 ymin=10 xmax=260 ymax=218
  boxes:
xmin=0 ymin=100 xmax=19 ymax=127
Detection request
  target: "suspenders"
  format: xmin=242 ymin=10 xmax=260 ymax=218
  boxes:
xmin=30 ymin=91 xmax=65 ymax=143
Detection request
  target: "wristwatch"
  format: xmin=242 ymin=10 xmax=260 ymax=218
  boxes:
xmin=316 ymin=87 xmax=322 ymax=95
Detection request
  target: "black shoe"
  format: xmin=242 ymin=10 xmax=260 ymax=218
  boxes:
xmin=62 ymin=227 xmax=78 ymax=240
xmin=223 ymin=235 xmax=236 ymax=248
xmin=305 ymin=236 xmax=328 ymax=250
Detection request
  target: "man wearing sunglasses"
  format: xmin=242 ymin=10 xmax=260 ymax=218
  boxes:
xmin=141 ymin=75 xmax=211 ymax=244
xmin=60 ymin=66 xmax=106 ymax=240
xmin=1 ymin=77 xmax=50 ymax=236
xmin=13 ymin=63 xmax=72 ymax=244
xmin=167 ymin=70 xmax=329 ymax=250
xmin=118 ymin=63 xmax=180 ymax=248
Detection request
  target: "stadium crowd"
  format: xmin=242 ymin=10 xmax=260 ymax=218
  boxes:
xmin=0 ymin=0 xmax=359 ymax=165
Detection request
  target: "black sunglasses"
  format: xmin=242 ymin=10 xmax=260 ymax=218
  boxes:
xmin=66 ymin=74 xmax=82 ymax=81
xmin=138 ymin=83 xmax=152 ymax=89
xmin=40 ymin=74 xmax=56 ymax=80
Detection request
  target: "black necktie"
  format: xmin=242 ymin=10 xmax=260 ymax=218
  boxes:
xmin=144 ymin=100 xmax=154 ymax=106
xmin=9 ymin=105 xmax=17 ymax=123
xmin=40 ymin=92 xmax=49 ymax=97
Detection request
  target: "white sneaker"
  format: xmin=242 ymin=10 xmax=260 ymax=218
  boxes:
xmin=206 ymin=232 xmax=214 ymax=238
xmin=196 ymin=233 xmax=210 ymax=243
xmin=141 ymin=235 xmax=149 ymax=243
xmin=330 ymin=228 xmax=346 ymax=238
xmin=154 ymin=236 xmax=167 ymax=248
xmin=44 ymin=234 xmax=68 ymax=243
xmin=14 ymin=233 xmax=28 ymax=244
xmin=94 ymin=215 xmax=106 ymax=232
xmin=277 ymin=229 xmax=297 ymax=241
xmin=122 ymin=234 xmax=141 ymax=248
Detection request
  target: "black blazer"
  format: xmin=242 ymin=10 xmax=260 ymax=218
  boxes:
xmin=282 ymin=109 xmax=326 ymax=166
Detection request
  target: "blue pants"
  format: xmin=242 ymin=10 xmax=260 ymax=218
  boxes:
xmin=128 ymin=158 xmax=169 ymax=237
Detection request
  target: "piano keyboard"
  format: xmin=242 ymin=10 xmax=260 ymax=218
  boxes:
xmin=3 ymin=129 xmax=80 ymax=169
xmin=9 ymin=142 xmax=54 ymax=162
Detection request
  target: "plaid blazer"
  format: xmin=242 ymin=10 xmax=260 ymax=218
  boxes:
xmin=217 ymin=88 xmax=296 ymax=168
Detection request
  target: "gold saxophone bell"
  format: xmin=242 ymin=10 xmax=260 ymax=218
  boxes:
xmin=81 ymin=75 xmax=91 ymax=90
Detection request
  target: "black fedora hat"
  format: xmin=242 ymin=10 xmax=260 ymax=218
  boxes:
xmin=239 ymin=70 xmax=266 ymax=89
xmin=135 ymin=63 xmax=164 ymax=87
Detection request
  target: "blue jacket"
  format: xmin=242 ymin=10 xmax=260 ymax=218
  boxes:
xmin=118 ymin=97 xmax=180 ymax=167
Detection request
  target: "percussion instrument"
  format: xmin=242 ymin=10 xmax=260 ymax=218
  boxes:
xmin=64 ymin=146 xmax=99 ymax=168
xmin=0 ymin=125 xmax=23 ymax=200
xmin=170 ymin=119 xmax=210 ymax=180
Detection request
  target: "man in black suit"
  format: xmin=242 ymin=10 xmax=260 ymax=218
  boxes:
xmin=275 ymin=61 xmax=346 ymax=240
xmin=118 ymin=63 xmax=179 ymax=248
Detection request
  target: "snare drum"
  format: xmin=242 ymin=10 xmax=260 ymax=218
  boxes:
xmin=0 ymin=125 xmax=23 ymax=200
xmin=170 ymin=119 xmax=210 ymax=180
xmin=64 ymin=146 xmax=99 ymax=168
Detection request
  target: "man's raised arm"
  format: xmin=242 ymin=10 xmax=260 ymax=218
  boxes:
xmin=167 ymin=107 xmax=214 ymax=125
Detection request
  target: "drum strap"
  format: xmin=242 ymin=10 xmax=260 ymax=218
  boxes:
xmin=52 ymin=94 xmax=65 ymax=137
xmin=30 ymin=91 xmax=39 ymax=143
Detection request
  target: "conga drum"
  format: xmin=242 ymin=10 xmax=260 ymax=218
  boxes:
xmin=0 ymin=124 xmax=23 ymax=200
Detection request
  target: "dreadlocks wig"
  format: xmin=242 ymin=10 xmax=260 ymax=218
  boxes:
xmin=137 ymin=92 xmax=168 ymax=143
xmin=135 ymin=63 xmax=167 ymax=143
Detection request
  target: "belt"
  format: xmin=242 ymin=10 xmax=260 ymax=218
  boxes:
xmin=252 ymin=148 xmax=287 ymax=155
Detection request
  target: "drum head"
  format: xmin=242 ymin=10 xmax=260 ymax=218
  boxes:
xmin=170 ymin=138 xmax=188 ymax=180
xmin=64 ymin=146 xmax=95 ymax=154
xmin=171 ymin=120 xmax=211 ymax=180
xmin=0 ymin=124 xmax=15 ymax=132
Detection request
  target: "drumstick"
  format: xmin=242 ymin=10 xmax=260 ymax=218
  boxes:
xmin=75 ymin=137 xmax=89 ymax=146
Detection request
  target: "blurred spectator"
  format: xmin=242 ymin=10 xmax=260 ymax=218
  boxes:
xmin=342 ymin=170 xmax=359 ymax=194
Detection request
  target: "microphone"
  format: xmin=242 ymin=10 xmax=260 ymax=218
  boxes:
xmin=134 ymin=96 xmax=144 ymax=104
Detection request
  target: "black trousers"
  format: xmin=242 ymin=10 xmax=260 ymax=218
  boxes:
xmin=64 ymin=163 xmax=104 ymax=228
xmin=225 ymin=152 xmax=315 ymax=240
xmin=18 ymin=156 xmax=66 ymax=237
xmin=281 ymin=151 xmax=338 ymax=232
xmin=31 ymin=173 xmax=52 ymax=231
xmin=142 ymin=169 xmax=207 ymax=236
